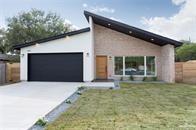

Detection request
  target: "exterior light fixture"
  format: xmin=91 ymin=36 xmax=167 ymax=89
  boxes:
xmin=66 ymin=36 xmax=70 ymax=39
xmin=20 ymin=54 xmax=24 ymax=57
xmin=109 ymin=56 xmax=112 ymax=60
xmin=35 ymin=43 xmax=40 ymax=47
xmin=151 ymin=38 xmax=154 ymax=41
xmin=129 ymin=31 xmax=132 ymax=34
xmin=108 ymin=23 xmax=111 ymax=26
xmin=86 ymin=52 xmax=90 ymax=57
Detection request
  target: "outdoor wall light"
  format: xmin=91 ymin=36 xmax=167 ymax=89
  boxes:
xmin=109 ymin=56 xmax=112 ymax=60
xmin=86 ymin=52 xmax=90 ymax=57
xmin=66 ymin=36 xmax=70 ymax=39
xmin=35 ymin=43 xmax=40 ymax=47
xmin=20 ymin=54 xmax=24 ymax=57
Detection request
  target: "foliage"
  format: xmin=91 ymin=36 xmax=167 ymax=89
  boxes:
xmin=6 ymin=9 xmax=73 ymax=46
xmin=0 ymin=28 xmax=11 ymax=54
xmin=35 ymin=118 xmax=47 ymax=126
xmin=78 ymin=86 xmax=85 ymax=91
xmin=129 ymin=75 xmax=133 ymax=81
xmin=152 ymin=76 xmax=157 ymax=81
xmin=77 ymin=91 xmax=82 ymax=95
xmin=65 ymin=98 xmax=71 ymax=104
xmin=143 ymin=76 xmax=147 ymax=81
xmin=120 ymin=77 xmax=123 ymax=81
xmin=176 ymin=43 xmax=196 ymax=62
xmin=143 ymin=77 xmax=157 ymax=82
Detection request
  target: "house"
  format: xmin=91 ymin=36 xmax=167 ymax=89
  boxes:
xmin=13 ymin=11 xmax=182 ymax=83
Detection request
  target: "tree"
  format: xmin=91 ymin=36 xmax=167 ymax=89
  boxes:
xmin=6 ymin=9 xmax=73 ymax=46
xmin=175 ymin=43 xmax=196 ymax=62
xmin=0 ymin=28 xmax=11 ymax=54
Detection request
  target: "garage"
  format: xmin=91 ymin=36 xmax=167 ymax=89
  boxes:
xmin=28 ymin=53 xmax=83 ymax=82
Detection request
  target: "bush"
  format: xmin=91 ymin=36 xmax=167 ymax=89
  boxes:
xmin=65 ymin=98 xmax=71 ymax=104
xmin=78 ymin=86 xmax=85 ymax=91
xmin=120 ymin=77 xmax=123 ymax=81
xmin=35 ymin=118 xmax=47 ymax=126
xmin=77 ymin=91 xmax=82 ymax=95
xmin=129 ymin=75 xmax=133 ymax=81
xmin=143 ymin=77 xmax=147 ymax=81
xmin=143 ymin=77 xmax=157 ymax=82
xmin=152 ymin=77 xmax=157 ymax=81
xmin=176 ymin=43 xmax=196 ymax=62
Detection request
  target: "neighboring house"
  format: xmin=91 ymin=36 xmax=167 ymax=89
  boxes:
xmin=13 ymin=11 xmax=182 ymax=83
xmin=0 ymin=54 xmax=8 ymax=62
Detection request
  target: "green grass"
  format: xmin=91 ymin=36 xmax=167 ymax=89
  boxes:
xmin=46 ymin=83 xmax=196 ymax=130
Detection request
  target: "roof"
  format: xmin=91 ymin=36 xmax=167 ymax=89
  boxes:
xmin=84 ymin=11 xmax=182 ymax=47
xmin=0 ymin=54 xmax=8 ymax=61
xmin=13 ymin=27 xmax=90 ymax=50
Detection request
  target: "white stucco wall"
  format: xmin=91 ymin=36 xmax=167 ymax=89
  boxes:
xmin=20 ymin=32 xmax=94 ymax=82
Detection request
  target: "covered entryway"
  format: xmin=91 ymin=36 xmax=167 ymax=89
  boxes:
xmin=28 ymin=53 xmax=83 ymax=82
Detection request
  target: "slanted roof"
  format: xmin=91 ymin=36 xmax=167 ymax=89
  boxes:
xmin=84 ymin=11 xmax=182 ymax=47
xmin=13 ymin=27 xmax=90 ymax=50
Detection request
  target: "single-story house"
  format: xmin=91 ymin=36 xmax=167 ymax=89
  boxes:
xmin=13 ymin=11 xmax=182 ymax=83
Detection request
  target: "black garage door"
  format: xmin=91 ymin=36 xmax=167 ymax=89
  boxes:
xmin=28 ymin=53 xmax=83 ymax=82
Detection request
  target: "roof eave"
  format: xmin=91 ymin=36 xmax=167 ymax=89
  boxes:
xmin=13 ymin=27 xmax=90 ymax=50
xmin=84 ymin=10 xmax=183 ymax=47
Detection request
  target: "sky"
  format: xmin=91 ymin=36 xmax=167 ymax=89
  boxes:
xmin=0 ymin=0 xmax=195 ymax=41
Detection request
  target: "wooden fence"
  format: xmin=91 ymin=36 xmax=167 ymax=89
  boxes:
xmin=175 ymin=61 xmax=196 ymax=84
xmin=0 ymin=63 xmax=6 ymax=84
xmin=6 ymin=63 xmax=20 ymax=83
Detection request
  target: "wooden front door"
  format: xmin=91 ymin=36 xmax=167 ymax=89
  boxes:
xmin=96 ymin=56 xmax=107 ymax=79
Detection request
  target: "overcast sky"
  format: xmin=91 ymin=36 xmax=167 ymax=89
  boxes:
xmin=0 ymin=0 xmax=195 ymax=41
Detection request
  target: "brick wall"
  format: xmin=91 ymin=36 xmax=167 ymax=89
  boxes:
xmin=93 ymin=24 xmax=175 ymax=83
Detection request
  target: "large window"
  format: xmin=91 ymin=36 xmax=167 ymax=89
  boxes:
xmin=146 ymin=56 xmax=155 ymax=76
xmin=114 ymin=57 xmax=123 ymax=75
xmin=125 ymin=56 xmax=144 ymax=75
xmin=114 ymin=56 xmax=156 ymax=76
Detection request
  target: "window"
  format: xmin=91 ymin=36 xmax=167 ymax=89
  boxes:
xmin=114 ymin=57 xmax=123 ymax=75
xmin=114 ymin=56 xmax=156 ymax=76
xmin=125 ymin=56 xmax=144 ymax=75
xmin=146 ymin=56 xmax=155 ymax=76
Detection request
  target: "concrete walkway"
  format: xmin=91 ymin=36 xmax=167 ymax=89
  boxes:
xmin=0 ymin=81 xmax=114 ymax=130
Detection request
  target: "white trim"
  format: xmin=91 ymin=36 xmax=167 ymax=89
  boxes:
xmin=123 ymin=56 xmax=125 ymax=76
xmin=144 ymin=56 xmax=147 ymax=76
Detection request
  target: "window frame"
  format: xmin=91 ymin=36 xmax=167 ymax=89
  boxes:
xmin=113 ymin=56 xmax=157 ymax=77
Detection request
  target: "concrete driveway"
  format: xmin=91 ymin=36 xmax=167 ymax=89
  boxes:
xmin=0 ymin=82 xmax=79 ymax=130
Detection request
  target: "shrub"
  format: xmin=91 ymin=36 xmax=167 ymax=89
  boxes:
xmin=152 ymin=77 xmax=157 ymax=81
xmin=175 ymin=43 xmax=196 ymax=62
xmin=129 ymin=75 xmax=134 ymax=81
xmin=65 ymin=98 xmax=71 ymax=104
xmin=143 ymin=77 xmax=147 ymax=81
xmin=120 ymin=77 xmax=123 ymax=81
xmin=78 ymin=86 xmax=85 ymax=91
xmin=35 ymin=118 xmax=47 ymax=126
xmin=109 ymin=87 xmax=113 ymax=90
xmin=77 ymin=91 xmax=82 ymax=95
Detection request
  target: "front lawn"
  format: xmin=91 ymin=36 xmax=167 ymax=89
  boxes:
xmin=46 ymin=83 xmax=196 ymax=130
